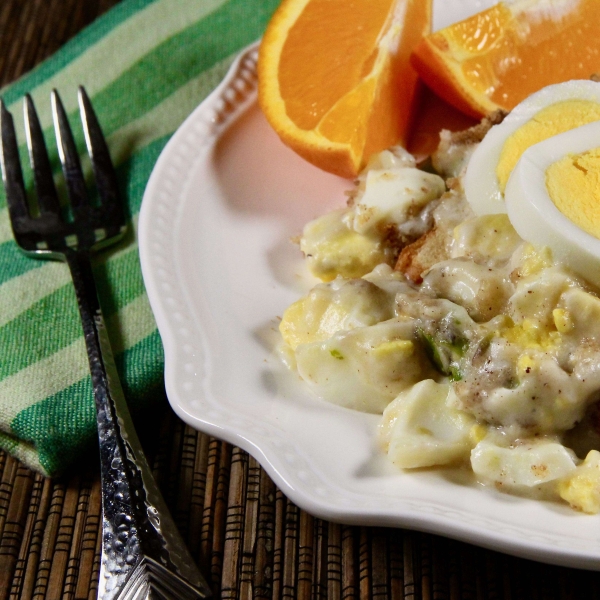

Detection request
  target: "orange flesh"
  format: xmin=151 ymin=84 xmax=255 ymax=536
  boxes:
xmin=411 ymin=0 xmax=600 ymax=117
xmin=416 ymin=0 xmax=600 ymax=116
xmin=366 ymin=0 xmax=431 ymax=155
xmin=258 ymin=0 xmax=431 ymax=178
xmin=279 ymin=0 xmax=396 ymax=130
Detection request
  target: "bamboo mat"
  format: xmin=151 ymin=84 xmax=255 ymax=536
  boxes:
xmin=3 ymin=409 xmax=600 ymax=600
xmin=1 ymin=2 xmax=600 ymax=599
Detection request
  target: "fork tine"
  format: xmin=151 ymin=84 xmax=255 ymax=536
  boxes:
xmin=78 ymin=87 xmax=122 ymax=213
xmin=0 ymin=99 xmax=30 ymax=224
xmin=51 ymin=89 xmax=88 ymax=212
xmin=24 ymin=95 xmax=61 ymax=215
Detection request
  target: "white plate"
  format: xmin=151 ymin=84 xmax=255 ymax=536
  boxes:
xmin=139 ymin=1 xmax=600 ymax=571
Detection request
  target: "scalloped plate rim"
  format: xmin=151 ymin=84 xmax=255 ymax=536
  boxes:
xmin=139 ymin=0 xmax=600 ymax=573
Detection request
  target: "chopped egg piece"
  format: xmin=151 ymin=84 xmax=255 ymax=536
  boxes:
xmin=560 ymin=287 xmax=600 ymax=339
xmin=511 ymin=243 xmax=554 ymax=278
xmin=380 ymin=380 xmax=476 ymax=468
xmin=279 ymin=277 xmax=401 ymax=350
xmin=295 ymin=319 xmax=428 ymax=413
xmin=352 ymin=168 xmax=445 ymax=234
xmin=552 ymin=308 xmax=573 ymax=333
xmin=471 ymin=439 xmax=577 ymax=488
xmin=300 ymin=209 xmax=390 ymax=281
xmin=558 ymin=450 xmax=600 ymax=514
xmin=451 ymin=214 xmax=522 ymax=264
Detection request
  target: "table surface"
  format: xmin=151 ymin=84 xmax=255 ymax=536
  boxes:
xmin=2 ymin=2 xmax=600 ymax=599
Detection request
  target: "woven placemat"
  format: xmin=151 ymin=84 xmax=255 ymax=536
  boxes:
xmin=1 ymin=404 xmax=599 ymax=599
xmin=1 ymin=1 xmax=600 ymax=598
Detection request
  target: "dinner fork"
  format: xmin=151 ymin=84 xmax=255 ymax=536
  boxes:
xmin=0 ymin=88 xmax=211 ymax=600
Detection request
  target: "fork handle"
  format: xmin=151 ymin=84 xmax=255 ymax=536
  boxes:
xmin=66 ymin=251 xmax=212 ymax=600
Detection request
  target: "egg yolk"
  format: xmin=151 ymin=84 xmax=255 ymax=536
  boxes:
xmin=496 ymin=100 xmax=600 ymax=192
xmin=546 ymin=147 xmax=600 ymax=239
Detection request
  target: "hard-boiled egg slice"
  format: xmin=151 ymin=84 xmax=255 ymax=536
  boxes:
xmin=464 ymin=80 xmax=600 ymax=215
xmin=505 ymin=120 xmax=600 ymax=288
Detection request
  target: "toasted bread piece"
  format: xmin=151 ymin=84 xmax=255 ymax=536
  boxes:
xmin=432 ymin=109 xmax=507 ymax=179
xmin=444 ymin=109 xmax=507 ymax=146
xmin=395 ymin=226 xmax=449 ymax=283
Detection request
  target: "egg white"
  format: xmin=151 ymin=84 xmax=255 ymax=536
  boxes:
xmin=464 ymin=80 xmax=600 ymax=215
xmin=505 ymin=120 xmax=600 ymax=288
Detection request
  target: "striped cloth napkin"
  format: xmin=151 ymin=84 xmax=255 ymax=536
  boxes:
xmin=0 ymin=0 xmax=279 ymax=476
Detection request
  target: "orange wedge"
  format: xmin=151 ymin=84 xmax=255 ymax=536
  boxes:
xmin=258 ymin=0 xmax=431 ymax=179
xmin=411 ymin=0 xmax=600 ymax=119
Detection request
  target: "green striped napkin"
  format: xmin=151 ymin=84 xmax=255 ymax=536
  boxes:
xmin=0 ymin=0 xmax=280 ymax=476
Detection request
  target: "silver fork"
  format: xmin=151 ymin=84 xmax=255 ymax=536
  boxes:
xmin=0 ymin=88 xmax=211 ymax=600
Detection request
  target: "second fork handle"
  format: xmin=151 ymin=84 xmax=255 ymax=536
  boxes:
xmin=65 ymin=250 xmax=211 ymax=600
